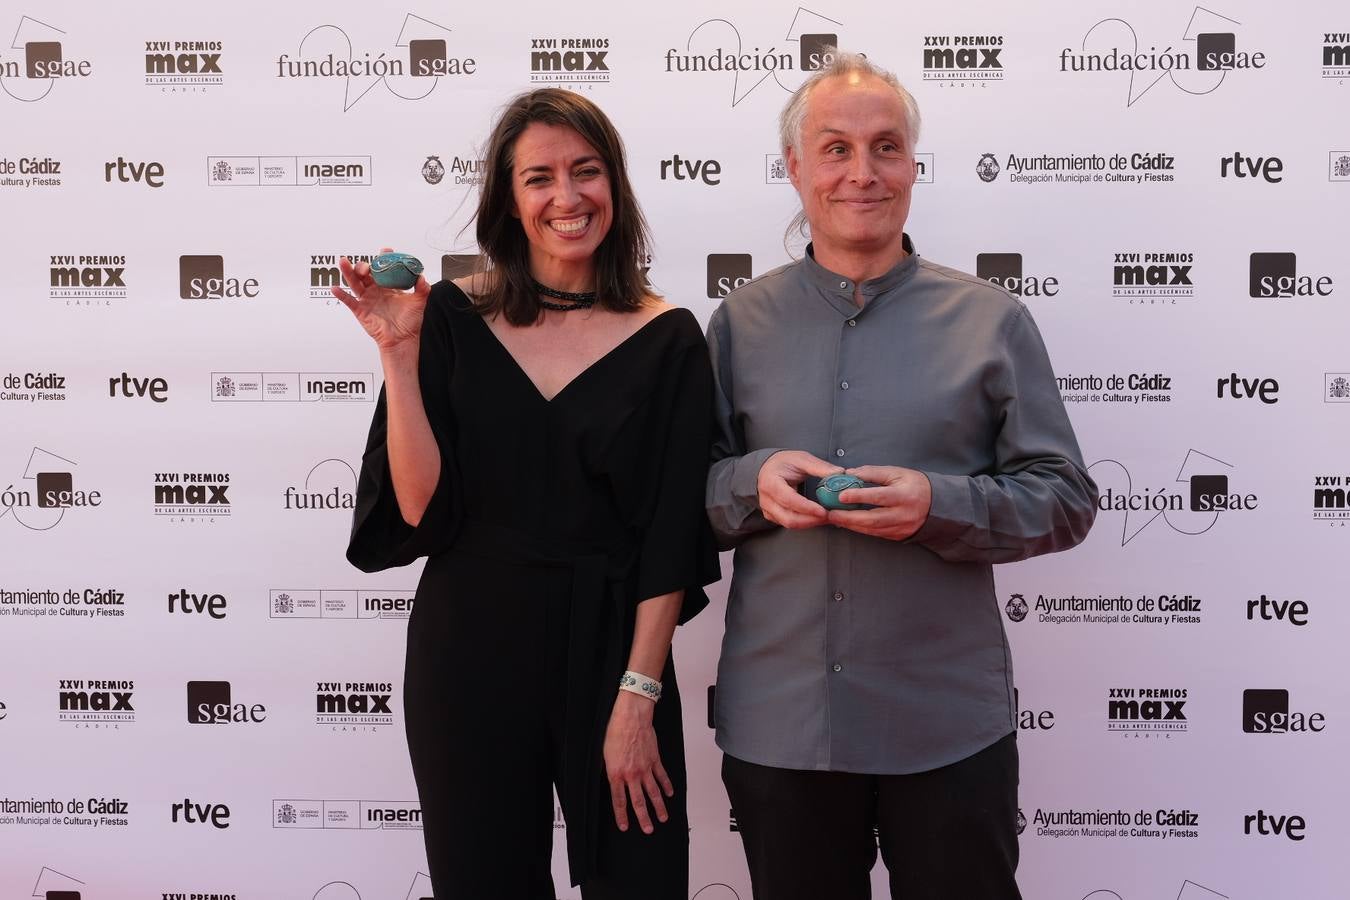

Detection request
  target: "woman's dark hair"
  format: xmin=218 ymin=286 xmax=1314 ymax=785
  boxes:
xmin=472 ymin=88 xmax=654 ymax=325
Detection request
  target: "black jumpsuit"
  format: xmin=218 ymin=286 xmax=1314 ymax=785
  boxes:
xmin=347 ymin=283 xmax=720 ymax=899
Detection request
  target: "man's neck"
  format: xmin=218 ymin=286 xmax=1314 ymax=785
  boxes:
xmin=811 ymin=235 xmax=908 ymax=286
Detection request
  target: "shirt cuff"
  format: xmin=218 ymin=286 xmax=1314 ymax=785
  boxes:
xmin=907 ymin=470 xmax=973 ymax=546
xmin=733 ymin=448 xmax=786 ymax=506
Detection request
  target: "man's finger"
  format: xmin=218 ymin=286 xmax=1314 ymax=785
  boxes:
xmin=764 ymin=479 xmax=827 ymax=518
xmin=837 ymin=486 xmax=897 ymax=507
xmin=793 ymin=455 xmax=847 ymax=478
xmin=775 ymin=510 xmax=829 ymax=530
xmin=845 ymin=465 xmax=905 ymax=484
xmin=828 ymin=508 xmax=888 ymax=530
xmin=609 ymin=779 xmax=629 ymax=832
xmin=826 ymin=518 xmax=885 ymax=539
xmin=764 ymin=497 xmax=827 ymax=530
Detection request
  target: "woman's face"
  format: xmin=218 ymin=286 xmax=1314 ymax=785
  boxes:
xmin=509 ymin=122 xmax=614 ymax=277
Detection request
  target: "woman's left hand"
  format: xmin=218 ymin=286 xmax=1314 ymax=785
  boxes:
xmin=603 ymin=691 xmax=673 ymax=834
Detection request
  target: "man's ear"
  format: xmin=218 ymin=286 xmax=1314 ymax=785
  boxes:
xmin=786 ymin=145 xmax=801 ymax=191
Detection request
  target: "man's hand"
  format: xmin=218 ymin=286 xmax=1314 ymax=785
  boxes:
xmin=827 ymin=465 xmax=933 ymax=541
xmin=757 ymin=451 xmax=842 ymax=530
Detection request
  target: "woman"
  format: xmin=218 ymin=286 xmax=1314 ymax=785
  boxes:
xmin=336 ymin=89 xmax=719 ymax=900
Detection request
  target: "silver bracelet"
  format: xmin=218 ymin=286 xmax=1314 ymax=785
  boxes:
xmin=618 ymin=670 xmax=662 ymax=702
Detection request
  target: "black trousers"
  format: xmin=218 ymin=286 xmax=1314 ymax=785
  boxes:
xmin=722 ymin=733 xmax=1021 ymax=900
xmin=404 ymin=552 xmax=689 ymax=900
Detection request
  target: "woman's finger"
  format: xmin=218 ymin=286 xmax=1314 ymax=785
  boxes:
xmin=642 ymin=773 xmax=669 ymax=824
xmin=627 ymin=779 xmax=654 ymax=834
xmin=330 ymin=285 xmax=361 ymax=316
xmin=653 ymin=759 xmax=674 ymax=798
xmin=609 ymin=777 xmax=629 ymax=832
xmin=338 ymin=257 xmax=369 ymax=297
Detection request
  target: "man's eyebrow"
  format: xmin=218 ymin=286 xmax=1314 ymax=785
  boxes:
xmin=814 ymin=127 xmax=906 ymax=140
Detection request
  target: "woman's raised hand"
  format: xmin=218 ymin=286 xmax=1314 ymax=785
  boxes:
xmin=331 ymin=249 xmax=431 ymax=354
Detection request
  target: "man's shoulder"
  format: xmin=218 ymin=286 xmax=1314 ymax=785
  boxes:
xmin=914 ymin=257 xmax=1024 ymax=315
xmin=707 ymin=260 xmax=805 ymax=336
xmin=722 ymin=260 xmax=804 ymax=309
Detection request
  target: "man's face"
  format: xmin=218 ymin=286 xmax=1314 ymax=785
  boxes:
xmin=787 ymin=74 xmax=917 ymax=260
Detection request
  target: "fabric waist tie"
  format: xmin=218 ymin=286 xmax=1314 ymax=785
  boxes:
xmin=451 ymin=519 xmax=635 ymax=886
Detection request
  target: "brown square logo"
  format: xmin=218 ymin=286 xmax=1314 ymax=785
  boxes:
xmin=409 ymin=39 xmax=447 ymax=77
xmin=36 ymin=472 xmax=73 ymax=508
xmin=25 ymin=41 xmax=62 ymax=79
xmin=187 ymin=680 xmax=232 ymax=724
xmin=440 ymin=254 xmax=480 ymax=280
xmin=799 ymin=34 xmax=838 ymax=71
xmin=180 ymin=255 xmax=224 ymax=299
xmin=706 ymin=253 xmax=752 ymax=299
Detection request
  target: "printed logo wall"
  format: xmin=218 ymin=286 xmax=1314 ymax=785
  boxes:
xmin=2 ymin=2 xmax=1344 ymax=898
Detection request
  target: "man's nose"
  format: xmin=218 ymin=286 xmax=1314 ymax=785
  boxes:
xmin=847 ymin=151 xmax=877 ymax=185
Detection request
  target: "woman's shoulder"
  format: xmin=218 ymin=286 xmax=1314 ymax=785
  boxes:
xmin=429 ymin=278 xmax=482 ymax=318
xmin=640 ymin=299 xmax=702 ymax=343
xmin=451 ymin=272 xmax=492 ymax=299
xmin=616 ymin=302 xmax=706 ymax=374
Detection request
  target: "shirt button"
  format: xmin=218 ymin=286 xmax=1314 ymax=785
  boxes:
xmin=840 ymin=381 xmax=849 ymax=390
xmin=848 ymin=319 xmax=857 ymax=327
xmin=833 ymin=591 xmax=844 ymax=602
xmin=839 ymin=281 xmax=849 ymax=289
xmin=835 ymin=449 xmax=845 ymax=458
xmin=832 ymin=663 xmax=843 ymax=673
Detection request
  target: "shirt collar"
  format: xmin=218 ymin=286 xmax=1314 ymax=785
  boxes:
xmin=802 ymin=234 xmax=919 ymax=300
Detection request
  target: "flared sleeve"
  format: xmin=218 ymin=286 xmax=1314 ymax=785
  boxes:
xmin=633 ymin=313 xmax=722 ymax=623
xmin=346 ymin=286 xmax=462 ymax=572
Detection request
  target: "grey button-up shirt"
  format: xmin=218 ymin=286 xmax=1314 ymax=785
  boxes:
xmin=706 ymin=237 xmax=1097 ymax=774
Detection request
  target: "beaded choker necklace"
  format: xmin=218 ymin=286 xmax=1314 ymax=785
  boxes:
xmin=532 ymin=278 xmax=597 ymax=311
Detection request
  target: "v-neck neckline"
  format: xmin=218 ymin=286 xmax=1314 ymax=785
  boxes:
xmin=474 ymin=307 xmax=684 ymax=404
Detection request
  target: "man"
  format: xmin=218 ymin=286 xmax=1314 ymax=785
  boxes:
xmin=705 ymin=53 xmax=1097 ymax=900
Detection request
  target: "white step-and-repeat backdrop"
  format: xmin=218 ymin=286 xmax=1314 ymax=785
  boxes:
xmin=2 ymin=1 xmax=1346 ymax=897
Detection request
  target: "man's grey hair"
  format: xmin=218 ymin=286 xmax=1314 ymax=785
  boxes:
xmin=778 ymin=51 xmax=922 ymax=156
xmin=779 ymin=51 xmax=921 ymax=246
